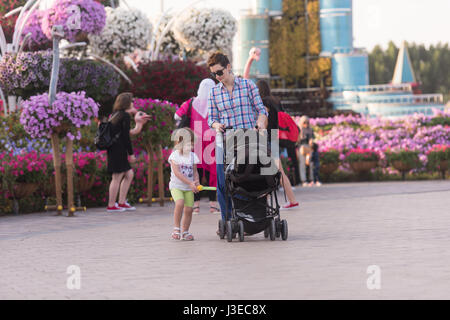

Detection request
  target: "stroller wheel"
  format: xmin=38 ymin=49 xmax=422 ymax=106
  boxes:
xmin=226 ymin=220 xmax=233 ymax=242
xmin=269 ymin=219 xmax=276 ymax=241
xmin=276 ymin=218 xmax=281 ymax=238
xmin=238 ymin=220 xmax=245 ymax=242
xmin=218 ymin=220 xmax=225 ymax=239
xmin=281 ymin=219 xmax=288 ymax=241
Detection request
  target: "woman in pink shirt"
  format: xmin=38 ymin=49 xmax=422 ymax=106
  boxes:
xmin=175 ymin=78 xmax=219 ymax=214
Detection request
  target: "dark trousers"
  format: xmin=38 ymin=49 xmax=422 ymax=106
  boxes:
xmin=313 ymin=164 xmax=320 ymax=183
xmin=194 ymin=168 xmax=217 ymax=202
xmin=279 ymin=139 xmax=301 ymax=186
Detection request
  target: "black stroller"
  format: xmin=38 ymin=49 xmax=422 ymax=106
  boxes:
xmin=217 ymin=128 xmax=289 ymax=242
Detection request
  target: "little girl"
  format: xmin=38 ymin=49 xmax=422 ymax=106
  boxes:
xmin=168 ymin=128 xmax=200 ymax=241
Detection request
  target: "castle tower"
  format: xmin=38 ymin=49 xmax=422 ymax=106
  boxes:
xmin=237 ymin=0 xmax=283 ymax=79
xmin=392 ymin=41 xmax=417 ymax=84
xmin=319 ymin=0 xmax=369 ymax=89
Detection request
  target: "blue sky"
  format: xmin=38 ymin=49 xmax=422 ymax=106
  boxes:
xmin=125 ymin=0 xmax=449 ymax=50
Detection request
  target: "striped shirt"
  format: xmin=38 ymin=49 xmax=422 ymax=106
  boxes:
xmin=207 ymin=77 xmax=268 ymax=129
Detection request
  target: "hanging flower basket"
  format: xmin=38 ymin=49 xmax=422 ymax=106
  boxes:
xmin=76 ymin=175 xmax=95 ymax=193
xmin=41 ymin=177 xmax=56 ymax=197
xmin=75 ymin=31 xmax=89 ymax=43
xmin=53 ymin=122 xmax=71 ymax=135
xmin=426 ymin=145 xmax=449 ymax=179
xmin=349 ymin=161 xmax=378 ymax=173
xmin=13 ymin=182 xmax=39 ymax=199
xmin=320 ymin=163 xmax=339 ymax=175
xmin=41 ymin=175 xmax=67 ymax=197
xmin=20 ymin=91 xmax=99 ymax=140
xmin=438 ymin=160 xmax=449 ymax=172
xmin=319 ymin=149 xmax=340 ymax=175
xmin=345 ymin=148 xmax=379 ymax=174
xmin=392 ymin=161 xmax=414 ymax=173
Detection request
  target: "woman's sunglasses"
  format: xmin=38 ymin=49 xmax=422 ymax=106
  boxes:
xmin=211 ymin=68 xmax=226 ymax=78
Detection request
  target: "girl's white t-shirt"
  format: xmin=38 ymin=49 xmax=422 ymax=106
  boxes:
xmin=168 ymin=150 xmax=200 ymax=191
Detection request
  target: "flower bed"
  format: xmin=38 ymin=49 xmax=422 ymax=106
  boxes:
xmin=301 ymin=110 xmax=450 ymax=169
xmin=0 ymin=150 xmax=173 ymax=213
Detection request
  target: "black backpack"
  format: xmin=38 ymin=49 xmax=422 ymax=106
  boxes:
xmin=94 ymin=113 xmax=121 ymax=150
xmin=177 ymin=98 xmax=193 ymax=129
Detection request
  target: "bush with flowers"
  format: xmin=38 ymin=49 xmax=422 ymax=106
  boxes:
xmin=319 ymin=148 xmax=340 ymax=165
xmin=132 ymin=98 xmax=177 ymax=152
xmin=74 ymin=150 xmax=172 ymax=208
xmin=74 ymin=152 xmax=97 ymax=181
xmin=426 ymin=145 xmax=450 ymax=171
xmin=42 ymin=0 xmax=106 ymax=43
xmin=173 ymin=8 xmax=237 ymax=58
xmin=125 ymin=60 xmax=209 ymax=105
xmin=385 ymin=149 xmax=421 ymax=170
xmin=344 ymin=148 xmax=380 ymax=163
xmin=0 ymin=151 xmax=49 ymax=214
xmin=0 ymin=151 xmax=48 ymax=186
xmin=20 ymin=91 xmax=99 ymax=140
xmin=89 ymin=7 xmax=153 ymax=61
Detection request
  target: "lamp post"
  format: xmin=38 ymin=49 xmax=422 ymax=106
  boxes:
xmin=48 ymin=25 xmax=65 ymax=216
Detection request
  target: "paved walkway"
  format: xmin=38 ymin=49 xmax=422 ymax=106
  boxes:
xmin=1 ymin=180 xmax=450 ymax=300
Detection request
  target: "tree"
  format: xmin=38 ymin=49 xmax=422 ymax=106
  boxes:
xmin=269 ymin=0 xmax=331 ymax=88
xmin=369 ymin=41 xmax=450 ymax=102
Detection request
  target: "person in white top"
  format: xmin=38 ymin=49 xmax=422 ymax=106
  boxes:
xmin=168 ymin=128 xmax=200 ymax=241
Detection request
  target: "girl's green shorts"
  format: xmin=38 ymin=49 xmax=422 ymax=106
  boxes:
xmin=170 ymin=188 xmax=194 ymax=207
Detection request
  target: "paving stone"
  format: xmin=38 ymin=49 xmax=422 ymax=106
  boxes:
xmin=0 ymin=181 xmax=449 ymax=299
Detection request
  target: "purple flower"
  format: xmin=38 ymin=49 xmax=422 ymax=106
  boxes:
xmin=42 ymin=0 xmax=106 ymax=43
xmin=20 ymin=91 xmax=99 ymax=140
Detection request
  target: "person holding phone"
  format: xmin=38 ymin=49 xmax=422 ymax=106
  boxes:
xmin=106 ymin=92 xmax=150 ymax=212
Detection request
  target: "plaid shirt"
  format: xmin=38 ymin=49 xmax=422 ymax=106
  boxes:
xmin=207 ymin=77 xmax=268 ymax=129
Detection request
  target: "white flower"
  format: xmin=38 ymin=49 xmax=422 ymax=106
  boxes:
xmin=173 ymin=8 xmax=237 ymax=57
xmin=89 ymin=7 xmax=153 ymax=60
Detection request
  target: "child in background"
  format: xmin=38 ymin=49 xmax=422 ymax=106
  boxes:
xmin=310 ymin=143 xmax=322 ymax=187
xmin=168 ymin=128 xmax=200 ymax=241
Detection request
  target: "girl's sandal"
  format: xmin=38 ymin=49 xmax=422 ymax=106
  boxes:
xmin=171 ymin=227 xmax=181 ymax=240
xmin=181 ymin=231 xmax=194 ymax=241
xmin=193 ymin=206 xmax=200 ymax=215
xmin=210 ymin=206 xmax=220 ymax=214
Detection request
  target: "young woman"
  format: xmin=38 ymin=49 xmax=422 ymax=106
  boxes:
xmin=297 ymin=116 xmax=315 ymax=186
xmin=106 ymin=92 xmax=149 ymax=212
xmin=262 ymin=96 xmax=299 ymax=210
